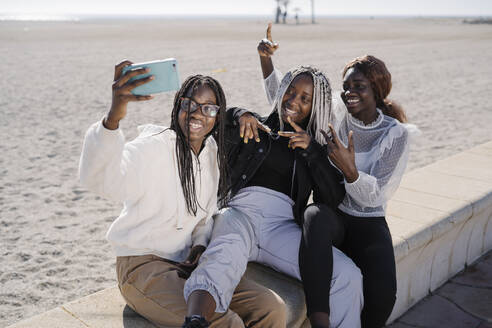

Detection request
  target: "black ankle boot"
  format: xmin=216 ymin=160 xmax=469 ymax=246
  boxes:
xmin=182 ymin=315 xmax=210 ymax=328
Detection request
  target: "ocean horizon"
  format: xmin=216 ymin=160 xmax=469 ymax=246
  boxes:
xmin=1 ymin=13 xmax=491 ymax=22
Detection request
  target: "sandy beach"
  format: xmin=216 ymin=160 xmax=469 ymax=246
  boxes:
xmin=1 ymin=17 xmax=491 ymax=326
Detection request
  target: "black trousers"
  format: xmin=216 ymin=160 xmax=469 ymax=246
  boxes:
xmin=299 ymin=203 xmax=397 ymax=328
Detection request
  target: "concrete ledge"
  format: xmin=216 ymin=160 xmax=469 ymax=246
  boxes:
xmin=7 ymin=287 xmax=156 ymax=328
xmin=7 ymin=307 xmax=89 ymax=328
xmin=386 ymin=141 xmax=492 ymax=322
xmin=9 ymin=141 xmax=492 ymax=327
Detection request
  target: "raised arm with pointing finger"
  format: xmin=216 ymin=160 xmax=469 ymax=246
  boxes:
xmin=257 ymin=23 xmax=284 ymax=105
xmin=257 ymin=22 xmax=278 ymax=78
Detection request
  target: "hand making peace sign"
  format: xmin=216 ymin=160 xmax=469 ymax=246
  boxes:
xmin=278 ymin=116 xmax=312 ymax=150
xmin=320 ymin=124 xmax=359 ymax=183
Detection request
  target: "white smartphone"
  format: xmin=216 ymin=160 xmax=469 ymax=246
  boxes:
xmin=121 ymin=58 xmax=180 ymax=96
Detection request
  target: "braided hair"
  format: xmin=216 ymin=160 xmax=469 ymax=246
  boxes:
xmin=170 ymin=75 xmax=229 ymax=215
xmin=343 ymin=55 xmax=407 ymax=123
xmin=270 ymin=66 xmax=333 ymax=144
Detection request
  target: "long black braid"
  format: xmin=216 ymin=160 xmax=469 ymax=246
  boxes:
xmin=170 ymin=75 xmax=229 ymax=216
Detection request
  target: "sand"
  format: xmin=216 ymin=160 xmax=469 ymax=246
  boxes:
xmin=0 ymin=17 xmax=491 ymax=326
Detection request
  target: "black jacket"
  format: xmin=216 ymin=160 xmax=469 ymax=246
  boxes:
xmin=221 ymin=107 xmax=345 ymax=225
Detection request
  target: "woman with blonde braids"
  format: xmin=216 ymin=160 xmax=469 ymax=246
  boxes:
xmin=182 ymin=63 xmax=363 ymax=327
xmin=258 ymin=24 xmax=418 ymax=328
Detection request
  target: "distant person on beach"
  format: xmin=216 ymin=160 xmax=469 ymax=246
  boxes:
xmin=79 ymin=61 xmax=287 ymax=327
xmin=181 ymin=31 xmax=363 ymax=328
xmin=275 ymin=5 xmax=282 ymax=24
xmin=258 ymin=23 xmax=418 ymax=328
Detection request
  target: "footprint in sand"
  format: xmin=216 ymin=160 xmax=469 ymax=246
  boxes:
xmin=17 ymin=253 xmax=32 ymax=262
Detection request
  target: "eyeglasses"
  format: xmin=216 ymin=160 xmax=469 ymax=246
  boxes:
xmin=180 ymin=97 xmax=220 ymax=118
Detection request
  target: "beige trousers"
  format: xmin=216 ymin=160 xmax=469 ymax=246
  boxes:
xmin=116 ymin=255 xmax=287 ymax=328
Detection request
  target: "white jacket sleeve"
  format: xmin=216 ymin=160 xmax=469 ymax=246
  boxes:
xmin=264 ymin=69 xmax=282 ymax=105
xmin=79 ymin=120 xmax=148 ymax=203
xmin=344 ymin=127 xmax=409 ymax=208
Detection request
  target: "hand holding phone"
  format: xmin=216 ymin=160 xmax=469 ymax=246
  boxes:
xmin=121 ymin=58 xmax=180 ymax=96
xmin=104 ymin=59 xmax=181 ymax=130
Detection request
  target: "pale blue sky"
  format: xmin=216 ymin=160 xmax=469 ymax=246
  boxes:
xmin=2 ymin=0 xmax=491 ymax=16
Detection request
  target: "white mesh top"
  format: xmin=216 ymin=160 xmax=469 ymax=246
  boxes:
xmin=264 ymin=70 xmax=418 ymax=217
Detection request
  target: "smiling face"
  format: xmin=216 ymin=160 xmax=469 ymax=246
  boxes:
xmin=178 ymin=84 xmax=217 ymax=153
xmin=342 ymin=67 xmax=378 ymax=122
xmin=281 ymin=73 xmax=313 ymax=125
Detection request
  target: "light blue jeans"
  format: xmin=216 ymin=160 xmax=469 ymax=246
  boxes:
xmin=184 ymin=186 xmax=363 ymax=328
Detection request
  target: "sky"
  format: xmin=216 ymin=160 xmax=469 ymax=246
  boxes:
xmin=1 ymin=0 xmax=491 ymax=17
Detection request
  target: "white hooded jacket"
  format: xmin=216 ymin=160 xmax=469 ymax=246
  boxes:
xmin=79 ymin=120 xmax=219 ymax=262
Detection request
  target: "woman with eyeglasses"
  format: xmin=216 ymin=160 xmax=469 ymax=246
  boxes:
xmin=79 ymin=60 xmax=287 ymax=327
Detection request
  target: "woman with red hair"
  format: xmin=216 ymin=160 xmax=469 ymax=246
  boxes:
xmin=257 ymin=25 xmax=418 ymax=328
